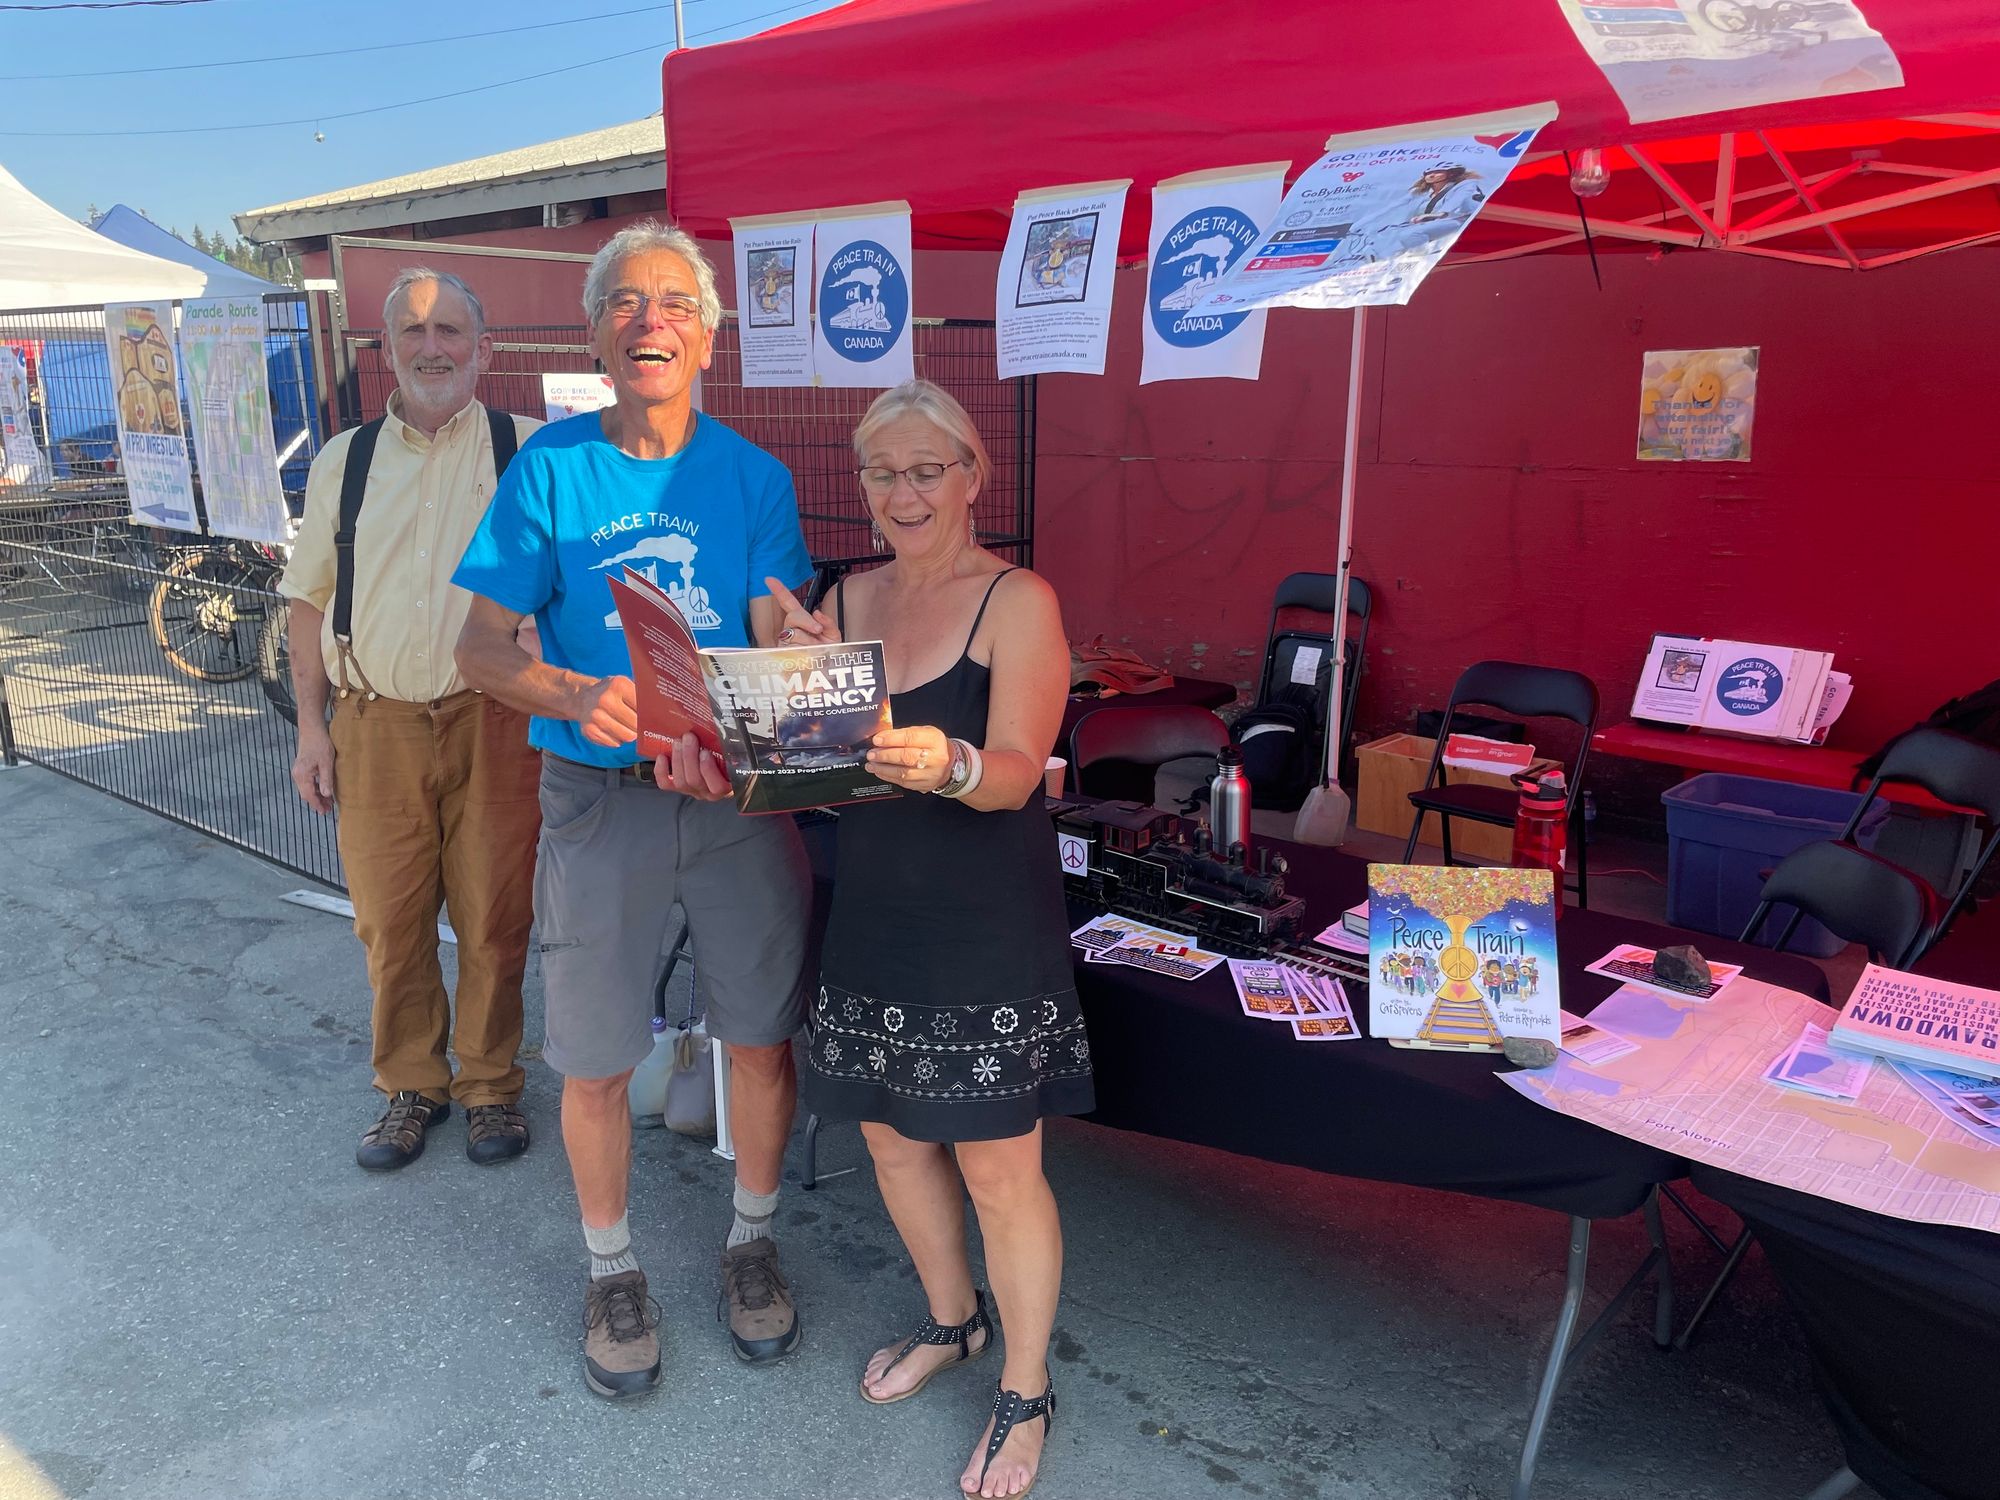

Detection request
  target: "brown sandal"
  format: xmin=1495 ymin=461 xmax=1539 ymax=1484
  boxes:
xmin=860 ymin=1289 xmax=992 ymax=1405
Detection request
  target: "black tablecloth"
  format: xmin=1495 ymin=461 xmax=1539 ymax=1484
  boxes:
xmin=1072 ymin=841 xmax=1831 ymax=1220
xmin=1688 ymin=1166 xmax=2000 ymax=1500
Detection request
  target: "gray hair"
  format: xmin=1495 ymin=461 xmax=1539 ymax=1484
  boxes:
xmin=382 ymin=267 xmax=486 ymax=335
xmin=853 ymin=380 xmax=992 ymax=495
xmin=582 ymin=220 xmax=723 ymax=331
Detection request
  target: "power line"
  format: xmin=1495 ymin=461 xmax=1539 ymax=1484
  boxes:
xmin=0 ymin=0 xmax=229 ymax=9
xmin=0 ymin=0 xmax=830 ymax=138
xmin=0 ymin=3 xmax=672 ymax=80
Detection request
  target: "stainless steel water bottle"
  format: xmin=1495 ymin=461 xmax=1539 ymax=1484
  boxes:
xmin=1209 ymin=744 xmax=1252 ymax=863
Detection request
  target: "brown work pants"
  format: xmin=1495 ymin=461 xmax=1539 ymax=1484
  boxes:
xmin=330 ymin=689 xmax=541 ymax=1107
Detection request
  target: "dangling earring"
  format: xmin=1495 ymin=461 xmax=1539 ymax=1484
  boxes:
xmin=967 ymin=510 xmax=978 ymax=548
xmin=870 ymin=520 xmax=887 ymax=552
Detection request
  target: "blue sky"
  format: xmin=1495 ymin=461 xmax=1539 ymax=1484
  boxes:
xmin=0 ymin=0 xmax=841 ymax=242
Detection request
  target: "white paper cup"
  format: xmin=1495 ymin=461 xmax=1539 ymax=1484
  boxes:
xmin=1044 ymin=756 xmax=1068 ymax=796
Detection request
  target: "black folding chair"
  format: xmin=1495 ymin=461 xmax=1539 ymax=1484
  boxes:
xmin=1671 ymin=842 xmax=1938 ymax=1349
xmin=1069 ymin=703 xmax=1230 ymax=802
xmin=1829 ymin=727 xmax=2000 ymax=959
xmin=1255 ymin=571 xmax=1373 ymax=786
xmin=1400 ymin=660 xmax=1598 ymax=907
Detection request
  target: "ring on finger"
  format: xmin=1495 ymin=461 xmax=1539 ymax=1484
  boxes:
xmin=916 ymin=748 xmax=930 ymax=770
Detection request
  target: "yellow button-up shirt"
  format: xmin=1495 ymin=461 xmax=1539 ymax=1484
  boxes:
xmin=280 ymin=393 xmax=540 ymax=703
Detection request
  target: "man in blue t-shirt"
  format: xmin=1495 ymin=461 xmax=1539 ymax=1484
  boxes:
xmin=454 ymin=223 xmax=815 ymax=1398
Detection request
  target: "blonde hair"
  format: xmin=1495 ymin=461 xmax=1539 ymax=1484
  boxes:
xmin=852 ymin=379 xmax=992 ymax=494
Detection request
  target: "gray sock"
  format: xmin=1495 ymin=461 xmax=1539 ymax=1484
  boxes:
xmin=584 ymin=1214 xmax=639 ymax=1280
xmin=726 ymin=1182 xmax=779 ymax=1249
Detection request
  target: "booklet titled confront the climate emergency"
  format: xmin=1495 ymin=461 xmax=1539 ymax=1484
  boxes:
xmin=606 ymin=566 xmax=902 ymax=815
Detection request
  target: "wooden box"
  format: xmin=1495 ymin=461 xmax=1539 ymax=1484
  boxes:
xmin=1354 ymin=733 xmax=1555 ymax=863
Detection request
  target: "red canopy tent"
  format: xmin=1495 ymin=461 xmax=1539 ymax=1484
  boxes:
xmin=663 ymin=0 xmax=2000 ymax=267
xmin=661 ymin=0 xmax=2000 ymax=835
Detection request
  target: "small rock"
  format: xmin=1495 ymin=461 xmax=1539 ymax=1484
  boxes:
xmin=1653 ymin=944 xmax=1713 ymax=990
xmin=1503 ymin=1035 xmax=1558 ymax=1069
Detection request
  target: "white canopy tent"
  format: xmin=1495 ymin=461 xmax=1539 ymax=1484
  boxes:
xmin=0 ymin=163 xmax=205 ymax=312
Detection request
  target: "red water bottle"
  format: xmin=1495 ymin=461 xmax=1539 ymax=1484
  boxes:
xmin=1510 ymin=770 xmax=1568 ymax=919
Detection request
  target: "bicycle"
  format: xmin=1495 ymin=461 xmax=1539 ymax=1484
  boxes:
xmin=146 ymin=538 xmax=288 ymax=688
xmin=1696 ymin=0 xmax=1834 ymax=42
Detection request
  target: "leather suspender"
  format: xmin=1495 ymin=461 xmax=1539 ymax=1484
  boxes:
xmin=328 ymin=407 xmax=517 ymax=701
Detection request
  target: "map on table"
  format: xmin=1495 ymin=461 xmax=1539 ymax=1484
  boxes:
xmin=1500 ymin=978 xmax=2000 ymax=1234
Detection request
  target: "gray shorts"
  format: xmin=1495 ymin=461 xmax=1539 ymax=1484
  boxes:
xmin=534 ymin=755 xmax=812 ymax=1079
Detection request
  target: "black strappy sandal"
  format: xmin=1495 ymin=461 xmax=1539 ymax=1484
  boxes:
xmin=968 ymin=1375 xmax=1056 ymax=1499
xmin=859 ymin=1289 xmax=993 ymax=1406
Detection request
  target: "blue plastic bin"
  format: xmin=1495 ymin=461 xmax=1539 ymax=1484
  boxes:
xmin=1662 ymin=773 xmax=1892 ymax=958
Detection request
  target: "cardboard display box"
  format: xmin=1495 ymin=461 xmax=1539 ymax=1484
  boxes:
xmin=1354 ymin=733 xmax=1556 ymax=862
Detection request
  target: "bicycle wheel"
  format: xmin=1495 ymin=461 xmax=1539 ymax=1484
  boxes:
xmin=257 ymin=602 xmax=300 ymax=725
xmin=147 ymin=549 xmax=269 ymax=683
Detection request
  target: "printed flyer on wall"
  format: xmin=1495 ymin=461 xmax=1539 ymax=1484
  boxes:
xmin=1199 ymin=103 xmax=1555 ymax=313
xmin=1140 ymin=163 xmax=1286 ymax=385
xmin=0 ymin=345 xmax=51 ymax=485
xmin=995 ymin=180 xmax=1129 ymax=379
xmin=731 ymin=215 xmax=815 ymax=388
xmin=812 ymin=202 xmax=915 ymax=389
xmin=1638 ymin=347 xmax=1757 ymax=462
xmin=102 ymin=301 xmax=197 ymax=532
xmin=180 ymin=298 xmax=288 ymax=543
xmin=540 ymin=372 xmax=618 ymax=424
xmin=607 ymin=566 xmax=902 ymax=815
xmin=1554 ymin=0 xmax=1902 ymax=125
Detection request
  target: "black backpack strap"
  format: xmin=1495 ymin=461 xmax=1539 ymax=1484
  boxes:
xmin=332 ymin=418 xmax=385 ymax=644
xmin=487 ymin=407 xmax=518 ymax=479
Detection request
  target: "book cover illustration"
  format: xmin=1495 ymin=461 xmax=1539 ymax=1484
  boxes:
xmin=703 ymin=641 xmax=900 ymax=814
xmin=1367 ymin=865 xmax=1560 ymax=1050
xmin=607 ymin=566 xmax=901 ymax=815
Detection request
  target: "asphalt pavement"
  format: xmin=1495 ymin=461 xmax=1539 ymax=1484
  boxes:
xmin=0 ymin=766 xmax=1868 ymax=1500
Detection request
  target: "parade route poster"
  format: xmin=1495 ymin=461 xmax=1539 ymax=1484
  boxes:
xmin=1200 ymin=104 xmax=1556 ymax=313
xmin=730 ymin=215 xmax=815 ymax=388
xmin=812 ymin=203 xmax=914 ymax=389
xmin=103 ymin=301 xmax=197 ymax=531
xmin=1638 ymin=347 xmax=1757 ymax=462
xmin=541 ymin=372 xmax=618 ymax=425
xmin=180 ymin=298 xmax=287 ymax=543
xmin=1141 ymin=163 xmax=1286 ymax=385
xmin=995 ymin=181 xmax=1130 ymax=379
xmin=0 ymin=345 xmax=52 ymax=486
xmin=1554 ymin=0 xmax=1901 ymax=126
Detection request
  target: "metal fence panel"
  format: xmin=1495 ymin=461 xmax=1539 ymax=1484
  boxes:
xmin=0 ymin=533 xmax=340 ymax=888
xmin=344 ymin=318 xmax=1034 ymax=571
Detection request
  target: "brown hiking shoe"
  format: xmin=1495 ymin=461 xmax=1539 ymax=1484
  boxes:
xmin=582 ymin=1270 xmax=662 ymax=1399
xmin=718 ymin=1238 xmax=800 ymax=1364
xmin=355 ymin=1091 xmax=448 ymax=1172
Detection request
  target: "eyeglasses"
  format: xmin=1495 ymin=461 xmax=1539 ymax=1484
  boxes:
xmin=858 ymin=461 xmax=962 ymax=495
xmin=602 ymin=290 xmax=702 ymax=323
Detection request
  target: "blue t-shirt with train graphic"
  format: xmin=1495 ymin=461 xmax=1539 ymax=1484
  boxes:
xmin=453 ymin=409 xmax=812 ymax=767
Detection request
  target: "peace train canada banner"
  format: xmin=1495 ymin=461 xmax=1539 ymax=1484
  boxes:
xmin=1141 ymin=164 xmax=1286 ymax=384
xmin=1200 ymin=103 xmax=1558 ymax=313
xmin=1366 ymin=864 xmax=1560 ymax=1048
xmin=811 ymin=204 xmax=915 ymax=389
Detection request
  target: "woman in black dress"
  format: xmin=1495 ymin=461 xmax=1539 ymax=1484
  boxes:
xmin=773 ymin=379 xmax=1089 ymax=1500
